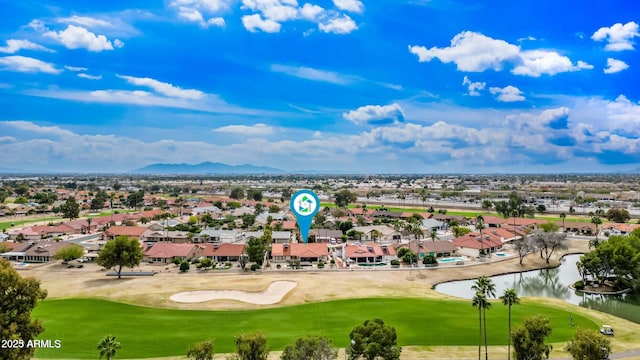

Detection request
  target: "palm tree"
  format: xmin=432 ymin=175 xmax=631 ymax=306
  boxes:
xmin=590 ymin=216 xmax=602 ymax=249
xmin=500 ymin=289 xmax=520 ymax=360
xmin=471 ymin=291 xmax=487 ymax=360
xmin=97 ymin=335 xmax=121 ymax=360
xmin=475 ymin=215 xmax=485 ymax=257
xmin=429 ymin=228 xmax=439 ymax=242
xmin=559 ymin=212 xmax=566 ymax=233
xmin=472 ymin=276 xmax=496 ymax=360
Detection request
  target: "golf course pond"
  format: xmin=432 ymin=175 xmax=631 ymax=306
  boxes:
xmin=435 ymin=254 xmax=640 ymax=324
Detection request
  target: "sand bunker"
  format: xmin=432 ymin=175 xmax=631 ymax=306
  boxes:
xmin=169 ymin=280 xmax=297 ymax=304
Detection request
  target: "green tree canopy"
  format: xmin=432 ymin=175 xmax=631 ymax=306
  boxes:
xmin=95 ymin=235 xmax=144 ymax=279
xmin=606 ymin=208 xmax=630 ymax=223
xmin=511 ymin=315 xmax=552 ymax=360
xmin=0 ymin=259 xmax=48 ymax=360
xmin=565 ymin=329 xmax=610 ymax=360
xmin=61 ymin=196 xmax=80 ymax=220
xmin=334 ymin=189 xmax=357 ymax=208
xmin=53 ymin=244 xmax=84 ymax=262
xmin=230 ymin=187 xmax=245 ymax=200
xmin=187 ymin=340 xmax=214 ymax=360
xmin=281 ymin=335 xmax=337 ymax=360
xmin=246 ymin=237 xmax=267 ymax=265
xmin=348 ymin=318 xmax=401 ymax=360
xmin=229 ymin=332 xmax=269 ymax=360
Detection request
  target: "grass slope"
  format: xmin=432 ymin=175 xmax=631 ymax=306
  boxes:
xmin=33 ymin=297 xmax=595 ymax=359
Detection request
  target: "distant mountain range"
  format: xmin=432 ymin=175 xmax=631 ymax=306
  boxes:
xmin=131 ymin=162 xmax=284 ymax=175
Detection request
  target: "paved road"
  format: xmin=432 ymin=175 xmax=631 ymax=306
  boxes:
xmin=552 ymin=348 xmax=640 ymax=360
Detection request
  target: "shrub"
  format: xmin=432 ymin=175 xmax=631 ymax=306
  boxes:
xmin=250 ymin=263 xmax=260 ymax=271
xmin=423 ymin=254 xmax=438 ymax=265
xmin=574 ymin=280 xmax=584 ymax=290
xmin=173 ymin=257 xmax=182 ymax=265
xmin=330 ymin=258 xmax=336 ymax=264
xmin=390 ymin=259 xmax=401 ymax=266
xmin=276 ymin=264 xmax=281 ymax=269
xmin=317 ymin=261 xmax=325 ymax=269
xmin=180 ymin=261 xmax=190 ymax=272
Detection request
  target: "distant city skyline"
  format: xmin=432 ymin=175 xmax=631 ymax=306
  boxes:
xmin=1 ymin=0 xmax=640 ymax=174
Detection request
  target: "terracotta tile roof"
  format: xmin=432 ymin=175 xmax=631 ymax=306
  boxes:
xmin=452 ymin=232 xmax=502 ymax=249
xmin=345 ymin=243 xmax=387 ymax=258
xmin=144 ymin=243 xmax=200 ymax=258
xmin=202 ymin=243 xmax=245 ymax=257
xmin=271 ymin=243 xmax=328 ymax=257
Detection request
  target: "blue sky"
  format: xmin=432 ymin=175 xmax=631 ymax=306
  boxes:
xmin=1 ymin=0 xmax=640 ymax=173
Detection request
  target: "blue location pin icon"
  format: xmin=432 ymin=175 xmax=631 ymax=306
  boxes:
xmin=290 ymin=189 xmax=320 ymax=244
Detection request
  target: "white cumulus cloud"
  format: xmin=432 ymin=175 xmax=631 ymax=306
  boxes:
xmin=117 ymin=75 xmax=204 ymax=100
xmin=44 ymin=25 xmax=122 ymax=52
xmin=409 ymin=31 xmax=520 ymax=72
xmin=242 ymin=14 xmax=282 ymax=32
xmin=489 ymin=85 xmax=525 ymax=102
xmin=319 ymin=15 xmax=358 ymax=34
xmin=0 ymin=39 xmax=54 ymax=54
xmin=343 ymin=103 xmax=405 ymax=125
xmin=603 ymin=58 xmax=629 ymax=74
xmin=213 ymin=123 xmax=275 ymax=136
xmin=462 ymin=76 xmax=485 ymax=96
xmin=592 ymin=21 xmax=639 ymax=51
xmin=333 ymin=0 xmax=364 ymax=13
xmin=512 ymin=50 xmax=593 ymax=77
xmin=58 ymin=15 xmax=112 ymax=29
xmin=0 ymin=55 xmax=61 ymax=74
xmin=169 ymin=0 xmax=231 ymax=27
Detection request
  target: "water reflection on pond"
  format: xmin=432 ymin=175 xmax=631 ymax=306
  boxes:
xmin=434 ymin=254 xmax=640 ymax=323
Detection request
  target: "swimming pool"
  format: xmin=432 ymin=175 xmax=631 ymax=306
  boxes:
xmin=437 ymin=257 xmax=466 ymax=263
xmin=494 ymin=252 xmax=514 ymax=257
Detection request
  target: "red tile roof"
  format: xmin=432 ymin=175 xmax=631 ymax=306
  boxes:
xmin=452 ymin=233 xmax=502 ymax=249
xmin=202 ymin=243 xmax=245 ymax=257
xmin=345 ymin=244 xmax=386 ymax=258
xmin=144 ymin=243 xmax=201 ymax=258
xmin=271 ymin=243 xmax=328 ymax=257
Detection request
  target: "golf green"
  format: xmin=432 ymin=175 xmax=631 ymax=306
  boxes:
xmin=32 ymin=297 xmax=595 ymax=359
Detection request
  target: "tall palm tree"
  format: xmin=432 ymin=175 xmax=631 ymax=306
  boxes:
xmin=97 ymin=335 xmax=121 ymax=360
xmin=475 ymin=215 xmax=485 ymax=257
xmin=471 ymin=291 xmax=487 ymax=360
xmin=559 ymin=212 xmax=566 ymax=233
xmin=500 ymin=288 xmax=520 ymax=360
xmin=472 ymin=276 xmax=496 ymax=360
xmin=590 ymin=216 xmax=602 ymax=249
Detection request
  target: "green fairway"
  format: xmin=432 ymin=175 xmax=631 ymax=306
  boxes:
xmin=33 ymin=297 xmax=595 ymax=359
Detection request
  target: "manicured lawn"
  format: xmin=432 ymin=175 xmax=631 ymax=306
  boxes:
xmin=33 ymin=297 xmax=595 ymax=359
xmin=0 ymin=217 xmax=63 ymax=231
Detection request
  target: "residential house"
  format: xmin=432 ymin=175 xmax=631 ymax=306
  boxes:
xmin=352 ymin=225 xmax=400 ymax=243
xmin=394 ymin=240 xmax=458 ymax=258
xmin=201 ymin=243 xmax=245 ymax=262
xmin=244 ymin=230 xmax=292 ymax=244
xmin=103 ymin=226 xmax=147 ymax=240
xmin=421 ymin=218 xmax=445 ymax=231
xmin=452 ymin=232 xmax=502 ymax=258
xmin=143 ymin=243 xmax=204 ymax=264
xmin=309 ymin=229 xmax=343 ymax=243
xmin=344 ymin=243 xmax=390 ymax=264
xmin=1 ymin=241 xmax=79 ymax=263
xmin=271 ymin=243 xmax=329 ymax=264
xmin=142 ymin=229 xmax=191 ymax=243
xmin=197 ymin=229 xmax=243 ymax=243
